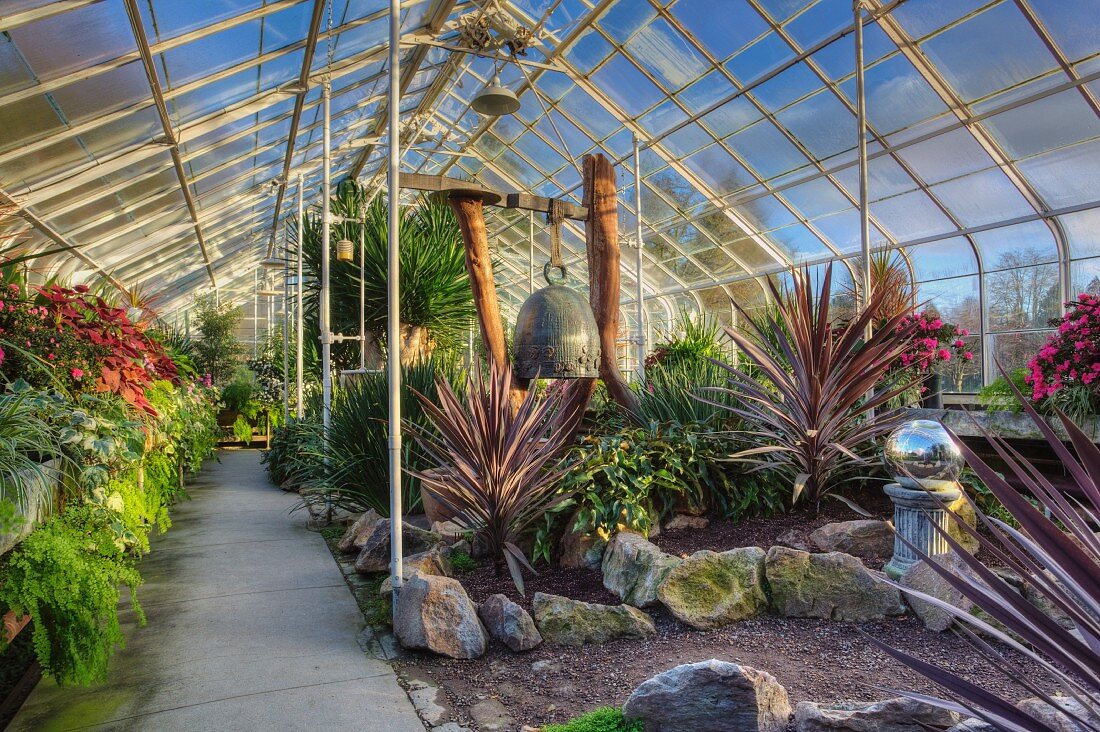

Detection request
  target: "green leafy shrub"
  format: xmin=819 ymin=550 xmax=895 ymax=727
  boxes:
xmin=263 ymin=418 xmax=324 ymax=488
xmin=449 ymin=550 xmax=477 ymax=573
xmin=536 ymin=424 xmax=780 ymax=562
xmin=644 ymin=310 xmax=725 ymax=371
xmin=0 ymin=505 xmax=144 ymax=685
xmin=977 ymin=368 xmax=1029 ymax=412
xmin=232 ymin=415 xmax=253 ymax=445
xmin=636 ymin=357 xmax=735 ymax=427
xmin=191 ymin=295 xmax=244 ymax=385
xmin=543 ymin=707 xmax=644 ymax=732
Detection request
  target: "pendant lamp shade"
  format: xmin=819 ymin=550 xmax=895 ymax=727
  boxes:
xmin=472 ymin=73 xmax=520 ymax=116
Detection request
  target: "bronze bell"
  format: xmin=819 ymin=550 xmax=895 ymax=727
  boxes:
xmin=513 ymin=263 xmax=601 ymax=379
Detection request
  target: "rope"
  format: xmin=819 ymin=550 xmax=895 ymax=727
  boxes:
xmin=547 ymin=198 xmax=565 ymax=269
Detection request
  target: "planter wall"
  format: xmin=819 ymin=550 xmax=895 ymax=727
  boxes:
xmin=0 ymin=458 xmax=62 ymax=557
xmin=907 ymin=407 xmax=1100 ymax=442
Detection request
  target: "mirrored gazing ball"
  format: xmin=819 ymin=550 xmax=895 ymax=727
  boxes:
xmin=883 ymin=419 xmax=964 ymax=489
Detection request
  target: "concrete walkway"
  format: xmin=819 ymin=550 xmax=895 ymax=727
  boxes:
xmin=11 ymin=449 xmax=425 ymax=732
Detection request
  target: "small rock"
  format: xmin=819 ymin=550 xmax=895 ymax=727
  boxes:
xmin=407 ymin=684 xmax=447 ymax=726
xmin=431 ymin=520 xmax=468 ymax=546
xmin=532 ymin=593 xmax=655 ymax=646
xmin=665 ymin=514 xmax=709 ymax=531
xmin=656 ymin=547 xmax=768 ymax=630
xmin=622 ymin=660 xmax=790 ymax=732
xmin=794 ymin=697 xmax=959 ymax=731
xmin=558 ymin=510 xmax=606 ymax=570
xmin=531 ymin=659 xmax=561 ymax=673
xmin=810 ymin=519 xmax=894 ymax=559
xmin=765 ymin=546 xmax=906 ymax=621
xmin=468 ymin=698 xmax=514 ymax=732
xmin=602 ymin=532 xmax=681 ymax=608
xmin=379 ymin=548 xmax=452 ymax=602
xmin=479 ymin=594 xmax=542 ymax=652
xmin=354 ymin=519 xmax=440 ymax=574
xmin=1017 ymin=696 xmax=1100 ymax=731
xmin=337 ymin=509 xmax=382 ymax=553
xmin=776 ymin=528 xmax=811 ymax=552
xmin=393 ymin=574 xmax=487 ymax=659
xmin=899 ymin=553 xmax=976 ymax=632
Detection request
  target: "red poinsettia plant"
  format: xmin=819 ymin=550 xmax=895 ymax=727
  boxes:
xmin=0 ymin=283 xmax=177 ymax=414
xmin=894 ymin=309 xmax=973 ymax=374
xmin=1025 ymin=292 xmax=1100 ymax=402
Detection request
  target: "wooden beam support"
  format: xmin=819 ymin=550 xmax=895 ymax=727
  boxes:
xmin=585 ymin=154 xmax=641 ymax=418
xmin=406 ymin=174 xmax=587 ymax=219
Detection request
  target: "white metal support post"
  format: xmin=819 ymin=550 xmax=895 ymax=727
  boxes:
xmin=359 ymin=206 xmax=367 ymax=371
xmin=633 ymin=133 xmax=646 ymax=382
xmin=282 ymin=220 xmax=290 ymax=424
xmin=321 ymin=79 xmax=333 ymax=492
xmin=854 ymin=0 xmax=872 ymax=335
xmin=387 ymin=0 xmax=404 ymax=615
xmin=296 ymin=172 xmax=305 ymax=419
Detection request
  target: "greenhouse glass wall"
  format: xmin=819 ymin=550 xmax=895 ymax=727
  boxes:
xmin=1 ymin=0 xmax=1098 ymax=392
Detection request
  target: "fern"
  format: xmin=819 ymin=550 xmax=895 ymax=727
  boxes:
xmin=0 ymin=506 xmax=144 ymax=685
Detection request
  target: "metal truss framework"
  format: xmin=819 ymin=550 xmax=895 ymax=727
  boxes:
xmin=1 ymin=0 xmax=1098 ymax=388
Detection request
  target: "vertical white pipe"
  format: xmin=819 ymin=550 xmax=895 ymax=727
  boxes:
xmin=321 ymin=80 xmax=333 ymax=456
xmin=855 ymin=0 xmax=871 ymax=335
xmin=283 ymin=221 xmax=290 ymax=423
xmin=633 ymin=133 xmax=646 ymax=382
xmin=253 ymin=269 xmax=259 ymax=358
xmin=387 ymin=0 xmax=403 ymax=613
xmin=359 ymin=206 xmax=367 ymax=371
xmin=296 ymin=172 xmax=305 ymax=420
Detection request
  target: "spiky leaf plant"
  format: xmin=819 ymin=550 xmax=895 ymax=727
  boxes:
xmin=406 ymin=359 xmax=584 ymax=594
xmin=876 ymin=381 xmax=1100 ymax=731
xmin=701 ymin=264 xmax=918 ymax=509
xmin=298 ymin=180 xmax=473 ymax=372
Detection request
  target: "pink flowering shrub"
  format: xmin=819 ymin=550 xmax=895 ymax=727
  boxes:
xmin=894 ymin=310 xmax=974 ymax=376
xmin=1025 ymin=293 xmax=1100 ymax=404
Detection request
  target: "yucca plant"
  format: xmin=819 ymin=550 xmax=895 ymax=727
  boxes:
xmin=298 ymin=180 xmax=473 ymax=371
xmin=877 ymin=382 xmax=1100 ymax=731
xmin=701 ymin=264 xmax=918 ymax=509
xmin=406 ymin=359 xmax=585 ymax=594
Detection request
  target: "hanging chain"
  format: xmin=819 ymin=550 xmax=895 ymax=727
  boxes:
xmin=325 ymin=0 xmax=335 ymax=79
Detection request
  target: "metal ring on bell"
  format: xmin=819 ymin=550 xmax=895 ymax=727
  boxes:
xmin=336 ymin=238 xmax=354 ymax=262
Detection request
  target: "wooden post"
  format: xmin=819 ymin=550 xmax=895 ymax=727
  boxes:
xmin=449 ymin=194 xmax=526 ymax=411
xmin=584 ymin=154 xmax=641 ymax=418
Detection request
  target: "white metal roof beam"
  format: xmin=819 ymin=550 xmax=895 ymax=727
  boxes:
xmin=123 ymin=0 xmax=216 ymax=288
xmin=0 ymin=186 xmax=125 ymax=293
xmin=345 ymin=0 xmax=458 ymax=180
xmin=264 ymin=0 xmax=326 ymax=259
xmin=0 ymin=0 xmax=310 ymax=108
xmin=0 ymin=0 xmax=104 ymax=32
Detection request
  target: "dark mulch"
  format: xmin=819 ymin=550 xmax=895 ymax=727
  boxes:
xmin=398 ymin=576 xmax=1054 ymax=731
xmin=653 ymin=490 xmax=895 ymax=566
xmin=396 ymin=500 xmax=1055 ymax=730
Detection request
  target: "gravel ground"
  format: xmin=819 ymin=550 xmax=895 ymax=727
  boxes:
xmin=397 ymin=500 xmax=1055 ymax=730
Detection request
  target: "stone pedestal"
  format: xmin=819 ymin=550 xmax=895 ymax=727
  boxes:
xmin=883 ymin=482 xmax=961 ymax=579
